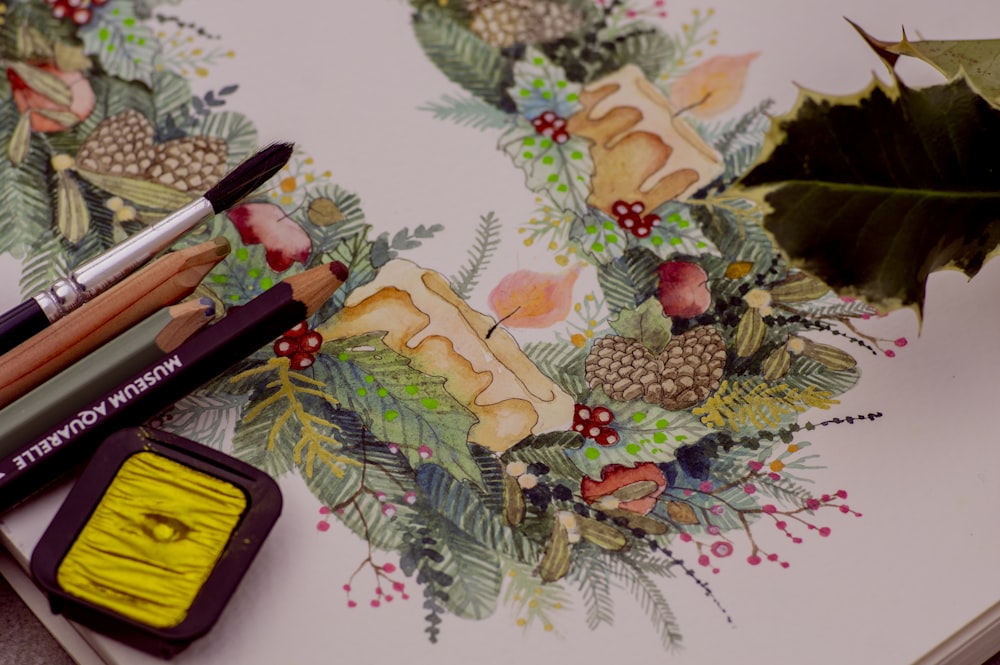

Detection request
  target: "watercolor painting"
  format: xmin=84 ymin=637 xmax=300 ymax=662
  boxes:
xmin=0 ymin=0 xmax=916 ymax=653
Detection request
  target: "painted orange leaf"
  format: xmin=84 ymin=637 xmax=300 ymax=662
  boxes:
xmin=488 ymin=266 xmax=580 ymax=328
xmin=669 ymin=53 xmax=759 ymax=119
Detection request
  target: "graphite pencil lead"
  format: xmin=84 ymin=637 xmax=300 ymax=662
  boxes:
xmin=204 ymin=142 xmax=295 ymax=213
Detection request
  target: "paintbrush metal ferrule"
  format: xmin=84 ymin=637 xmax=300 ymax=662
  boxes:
xmin=33 ymin=197 xmax=215 ymax=320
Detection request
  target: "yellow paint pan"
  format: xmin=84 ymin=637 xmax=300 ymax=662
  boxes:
xmin=31 ymin=427 xmax=282 ymax=659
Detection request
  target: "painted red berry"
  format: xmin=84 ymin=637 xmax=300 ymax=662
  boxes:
xmin=300 ymin=330 xmax=323 ymax=353
xmin=611 ymin=200 xmax=660 ymax=238
xmin=531 ymin=110 xmax=571 ymax=143
xmin=590 ymin=406 xmax=614 ymax=425
xmin=573 ymin=403 xmax=591 ymax=425
xmin=72 ymin=8 xmax=92 ymax=24
xmin=594 ymin=427 xmax=620 ymax=447
xmin=285 ymin=321 xmax=309 ymax=337
xmin=290 ymin=352 xmax=315 ymax=370
xmin=274 ymin=338 xmax=297 ymax=357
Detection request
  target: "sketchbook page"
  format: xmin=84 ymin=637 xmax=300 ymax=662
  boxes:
xmin=2 ymin=1 xmax=1000 ymax=664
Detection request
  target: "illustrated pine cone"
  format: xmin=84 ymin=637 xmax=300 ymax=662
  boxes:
xmin=76 ymin=109 xmax=155 ymax=178
xmin=585 ymin=326 xmax=727 ymax=410
xmin=469 ymin=0 xmax=582 ymax=48
xmin=76 ymin=109 xmax=227 ymax=193
xmin=525 ymin=2 xmax=584 ymax=44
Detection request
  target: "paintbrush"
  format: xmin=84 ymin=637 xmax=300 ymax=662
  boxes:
xmin=0 ymin=141 xmax=294 ymax=356
xmin=0 ymin=237 xmax=230 ymax=409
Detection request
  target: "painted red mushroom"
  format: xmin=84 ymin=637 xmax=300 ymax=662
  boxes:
xmin=580 ymin=462 xmax=667 ymax=515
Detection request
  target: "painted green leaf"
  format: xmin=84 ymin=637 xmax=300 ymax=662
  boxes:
xmin=523 ymin=340 xmax=589 ymax=399
xmin=595 ymin=247 xmax=661 ymax=314
xmin=736 ymin=76 xmax=1000 ymax=317
xmin=570 ymin=207 xmax=627 ymax=264
xmin=609 ymin=297 xmax=672 ymax=354
xmin=850 ymin=20 xmax=1000 ymax=107
xmin=195 ymin=110 xmax=257 ymax=167
xmin=78 ymin=1 xmax=159 ymax=87
xmin=152 ymin=70 xmax=194 ymax=124
xmin=504 ymin=430 xmax=584 ymax=484
xmin=646 ymin=203 xmax=719 ymax=260
xmin=416 ymin=464 xmax=537 ymax=561
xmin=411 ymin=5 xmax=507 ymax=106
xmin=399 ymin=500 xmax=503 ymax=620
xmin=508 ymin=48 xmax=582 ymax=121
xmin=320 ymin=333 xmax=482 ymax=489
xmin=499 ymin=119 xmax=593 ymax=214
xmin=0 ymin=125 xmax=53 ymax=260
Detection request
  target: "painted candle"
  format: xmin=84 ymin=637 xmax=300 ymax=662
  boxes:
xmin=56 ymin=452 xmax=247 ymax=629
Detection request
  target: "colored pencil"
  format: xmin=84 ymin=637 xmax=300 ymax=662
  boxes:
xmin=0 ymin=261 xmax=348 ymax=511
xmin=0 ymin=142 xmax=294 ymax=355
xmin=0 ymin=298 xmax=216 ymax=462
xmin=0 ymin=237 xmax=230 ymax=409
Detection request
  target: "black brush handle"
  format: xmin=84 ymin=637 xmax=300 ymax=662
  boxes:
xmin=0 ymin=299 xmax=50 ymax=356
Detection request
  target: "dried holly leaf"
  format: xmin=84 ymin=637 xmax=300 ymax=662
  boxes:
xmin=850 ymin=20 xmax=1000 ymax=108
xmin=737 ymin=76 xmax=1000 ymax=317
xmin=608 ymin=296 xmax=672 ymax=354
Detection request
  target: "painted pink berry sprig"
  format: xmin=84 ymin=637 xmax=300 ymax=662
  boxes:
xmin=531 ymin=111 xmax=570 ymax=144
xmin=44 ymin=0 xmax=109 ymax=25
xmin=572 ymin=403 xmax=619 ymax=446
xmin=274 ymin=321 xmax=323 ymax=370
xmin=611 ymin=200 xmax=661 ymax=238
xmin=342 ymin=560 xmax=410 ymax=609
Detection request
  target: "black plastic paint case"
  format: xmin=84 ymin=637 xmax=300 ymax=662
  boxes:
xmin=30 ymin=427 xmax=282 ymax=659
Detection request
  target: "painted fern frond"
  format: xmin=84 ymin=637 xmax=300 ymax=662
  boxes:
xmin=420 ymin=94 xmax=512 ymax=132
xmin=450 ymin=211 xmax=502 ymax=300
xmin=693 ymin=380 xmax=838 ymax=431
xmin=606 ymin=551 xmax=684 ymax=651
xmin=570 ymin=548 xmax=616 ymax=631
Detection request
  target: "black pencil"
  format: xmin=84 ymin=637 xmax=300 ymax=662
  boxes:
xmin=0 ymin=142 xmax=294 ymax=356
xmin=0 ymin=261 xmax=348 ymax=511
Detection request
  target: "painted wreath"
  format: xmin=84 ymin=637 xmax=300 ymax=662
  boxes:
xmin=0 ymin=0 xmax=905 ymax=651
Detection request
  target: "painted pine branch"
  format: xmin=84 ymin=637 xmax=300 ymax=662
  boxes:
xmin=450 ymin=211 xmax=501 ymax=300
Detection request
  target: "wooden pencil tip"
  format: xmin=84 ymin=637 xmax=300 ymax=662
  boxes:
xmin=329 ymin=261 xmax=349 ymax=283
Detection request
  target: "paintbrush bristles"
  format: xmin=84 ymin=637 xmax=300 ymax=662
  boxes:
xmin=205 ymin=142 xmax=295 ymax=212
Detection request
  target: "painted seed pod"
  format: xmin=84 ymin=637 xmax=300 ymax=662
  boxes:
xmin=502 ymin=472 xmax=526 ymax=527
xmin=802 ymin=338 xmax=858 ymax=370
xmin=769 ymin=272 xmax=830 ymax=304
xmin=538 ymin=515 xmax=572 ymax=583
xmin=735 ymin=308 xmax=766 ymax=357
xmin=576 ymin=516 xmax=628 ymax=551
xmin=762 ymin=345 xmax=792 ymax=381
xmin=666 ymin=500 xmax=700 ymax=525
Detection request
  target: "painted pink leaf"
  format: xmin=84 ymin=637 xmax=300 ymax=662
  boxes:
xmin=227 ymin=202 xmax=311 ymax=272
xmin=487 ymin=267 xmax=580 ymax=328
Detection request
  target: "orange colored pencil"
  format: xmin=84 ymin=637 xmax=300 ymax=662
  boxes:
xmin=0 ymin=237 xmax=230 ymax=408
